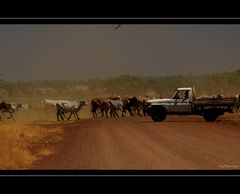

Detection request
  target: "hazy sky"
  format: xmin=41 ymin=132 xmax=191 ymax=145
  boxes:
xmin=0 ymin=24 xmax=240 ymax=81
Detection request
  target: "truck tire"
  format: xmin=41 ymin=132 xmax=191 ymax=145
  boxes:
xmin=150 ymin=106 xmax=167 ymax=122
xmin=203 ymin=110 xmax=218 ymax=122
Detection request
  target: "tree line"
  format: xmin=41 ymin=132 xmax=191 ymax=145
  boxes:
xmin=0 ymin=69 xmax=240 ymax=102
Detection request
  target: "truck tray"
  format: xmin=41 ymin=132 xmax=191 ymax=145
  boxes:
xmin=194 ymin=97 xmax=236 ymax=106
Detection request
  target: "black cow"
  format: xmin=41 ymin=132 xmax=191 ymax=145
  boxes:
xmin=122 ymin=97 xmax=142 ymax=116
xmin=0 ymin=101 xmax=14 ymax=120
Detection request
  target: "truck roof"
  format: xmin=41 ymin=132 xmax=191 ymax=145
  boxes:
xmin=177 ymin=87 xmax=192 ymax=90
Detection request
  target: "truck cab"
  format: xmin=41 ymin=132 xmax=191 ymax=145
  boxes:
xmin=147 ymin=87 xmax=194 ymax=121
xmin=148 ymin=87 xmax=195 ymax=113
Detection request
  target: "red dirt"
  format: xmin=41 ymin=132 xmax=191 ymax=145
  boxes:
xmin=30 ymin=115 xmax=240 ymax=169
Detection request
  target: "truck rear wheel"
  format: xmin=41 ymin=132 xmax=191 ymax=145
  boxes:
xmin=203 ymin=110 xmax=219 ymax=122
xmin=203 ymin=114 xmax=218 ymax=122
xmin=150 ymin=106 xmax=167 ymax=122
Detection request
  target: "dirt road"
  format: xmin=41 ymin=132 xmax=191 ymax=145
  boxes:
xmin=30 ymin=115 xmax=240 ymax=169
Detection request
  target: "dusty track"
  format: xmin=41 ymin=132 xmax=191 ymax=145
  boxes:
xmin=30 ymin=115 xmax=240 ymax=169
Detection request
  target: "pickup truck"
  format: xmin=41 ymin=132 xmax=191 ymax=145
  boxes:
xmin=147 ymin=87 xmax=238 ymax=122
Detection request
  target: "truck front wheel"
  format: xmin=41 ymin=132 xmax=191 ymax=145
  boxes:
xmin=150 ymin=106 xmax=167 ymax=122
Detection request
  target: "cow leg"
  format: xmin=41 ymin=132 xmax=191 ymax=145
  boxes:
xmin=143 ymin=110 xmax=146 ymax=116
xmin=133 ymin=107 xmax=137 ymax=116
xmin=104 ymin=108 xmax=108 ymax=118
xmin=60 ymin=113 xmax=64 ymax=121
xmin=72 ymin=112 xmax=77 ymax=119
xmin=92 ymin=109 xmax=96 ymax=118
xmin=106 ymin=105 xmax=110 ymax=118
xmin=121 ymin=108 xmax=126 ymax=117
xmin=114 ymin=109 xmax=119 ymax=117
xmin=110 ymin=109 xmax=113 ymax=118
xmin=101 ymin=108 xmax=105 ymax=117
xmin=101 ymin=105 xmax=105 ymax=118
xmin=93 ymin=109 xmax=98 ymax=118
xmin=62 ymin=112 xmax=66 ymax=119
xmin=137 ymin=108 xmax=142 ymax=116
xmin=57 ymin=110 xmax=65 ymax=121
xmin=76 ymin=112 xmax=80 ymax=120
xmin=116 ymin=110 xmax=119 ymax=117
xmin=68 ymin=112 xmax=73 ymax=120
xmin=57 ymin=111 xmax=60 ymax=121
xmin=8 ymin=112 xmax=14 ymax=120
xmin=128 ymin=107 xmax=133 ymax=116
xmin=72 ymin=112 xmax=79 ymax=120
xmin=114 ymin=110 xmax=117 ymax=118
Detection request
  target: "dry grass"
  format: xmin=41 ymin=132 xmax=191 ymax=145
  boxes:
xmin=0 ymin=101 xmax=90 ymax=170
xmin=0 ymin=121 xmax=64 ymax=169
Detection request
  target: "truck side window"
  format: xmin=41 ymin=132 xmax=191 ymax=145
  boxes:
xmin=184 ymin=91 xmax=189 ymax=99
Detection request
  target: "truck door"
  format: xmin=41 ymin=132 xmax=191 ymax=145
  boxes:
xmin=170 ymin=90 xmax=192 ymax=113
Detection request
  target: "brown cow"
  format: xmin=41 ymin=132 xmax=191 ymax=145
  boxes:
xmin=91 ymin=98 xmax=109 ymax=118
xmin=91 ymin=96 xmax=121 ymax=118
xmin=122 ymin=96 xmax=142 ymax=116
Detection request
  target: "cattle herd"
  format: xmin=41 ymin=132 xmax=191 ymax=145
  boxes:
xmin=0 ymin=96 xmax=152 ymax=122
xmin=90 ymin=96 xmax=150 ymax=118
xmin=1 ymin=94 xmax=239 ymax=122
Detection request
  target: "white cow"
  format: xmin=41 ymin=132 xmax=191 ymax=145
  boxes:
xmin=108 ymin=99 xmax=123 ymax=118
xmin=56 ymin=100 xmax=88 ymax=121
xmin=43 ymin=99 xmax=73 ymax=119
